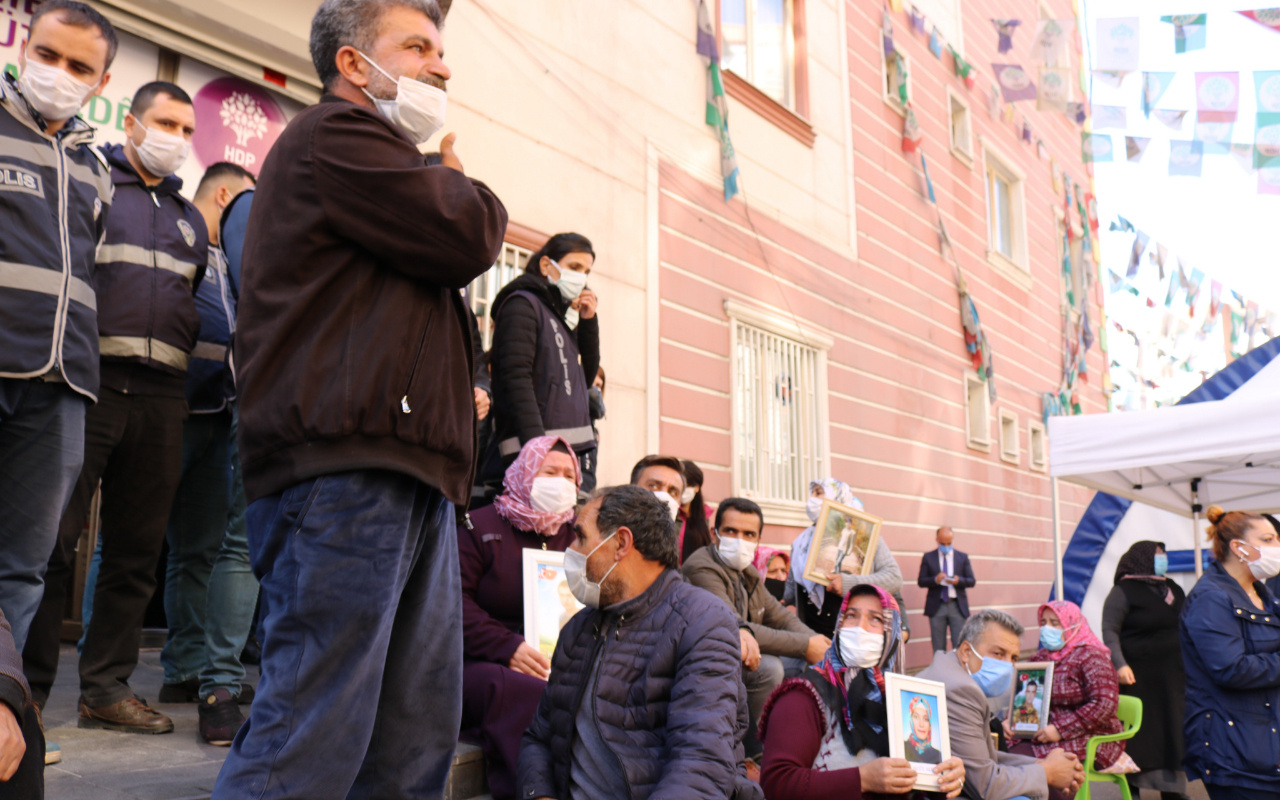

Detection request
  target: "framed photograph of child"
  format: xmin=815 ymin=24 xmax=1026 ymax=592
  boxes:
xmin=522 ymin=549 xmax=584 ymax=659
xmin=885 ymin=673 xmax=952 ymax=792
xmin=1008 ymin=662 xmax=1055 ymax=739
xmin=802 ymin=499 xmax=883 ymax=587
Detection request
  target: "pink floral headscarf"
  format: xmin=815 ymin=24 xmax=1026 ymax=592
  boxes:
xmin=1036 ymin=600 xmax=1110 ymax=662
xmin=493 ymin=437 xmax=580 ymax=537
xmin=753 ymin=546 xmax=789 ymax=575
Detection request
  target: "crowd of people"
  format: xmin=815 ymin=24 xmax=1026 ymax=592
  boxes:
xmin=2 ymin=1 xmax=1280 ymax=800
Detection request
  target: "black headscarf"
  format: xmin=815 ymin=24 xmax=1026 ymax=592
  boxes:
xmin=1114 ymin=540 xmax=1166 ymax=583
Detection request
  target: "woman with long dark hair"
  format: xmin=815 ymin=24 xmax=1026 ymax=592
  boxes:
xmin=1101 ymin=541 xmax=1189 ymax=800
xmin=679 ymin=460 xmax=714 ymax=563
xmin=479 ymin=233 xmax=600 ymax=499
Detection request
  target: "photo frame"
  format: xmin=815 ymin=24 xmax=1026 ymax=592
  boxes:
xmin=885 ymin=673 xmax=952 ymax=791
xmin=1008 ymin=662 xmax=1055 ymax=739
xmin=802 ymin=499 xmax=883 ymax=586
xmin=522 ymin=549 xmax=584 ymax=659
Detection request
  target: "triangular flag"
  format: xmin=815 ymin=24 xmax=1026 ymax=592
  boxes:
xmin=929 ymin=26 xmax=943 ymax=58
xmin=1231 ymin=142 xmax=1256 ymax=172
xmin=1092 ymin=105 xmax=1127 ymax=130
xmin=1152 ymin=109 xmax=1188 ymax=130
xmin=1092 ymin=70 xmax=1129 ymax=89
xmin=882 ymin=9 xmax=896 ymax=56
xmin=902 ymin=104 xmax=923 ymax=153
xmin=949 ymin=46 xmax=976 ymax=89
xmin=1081 ymin=132 xmax=1113 ymax=162
xmin=1126 ymin=136 xmax=1151 ymax=162
xmin=1032 ymin=19 xmax=1074 ymax=67
xmin=1160 ymin=14 xmax=1207 ymax=53
xmin=992 ymin=19 xmax=1021 ymax=53
xmin=1065 ymin=102 xmax=1088 ymax=125
xmin=1142 ymin=72 xmax=1175 ymax=117
xmin=1238 ymin=9 xmax=1280 ymax=34
xmin=1109 ymin=216 xmax=1135 ymax=233
xmin=1126 ymin=231 xmax=1149 ymax=277
xmin=911 ymin=6 xmax=926 ymax=34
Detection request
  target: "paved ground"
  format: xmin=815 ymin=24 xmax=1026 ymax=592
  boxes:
xmin=43 ymin=644 xmax=250 ymax=800
xmin=37 ymin=642 xmax=1211 ymax=799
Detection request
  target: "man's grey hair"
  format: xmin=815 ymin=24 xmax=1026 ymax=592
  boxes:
xmin=592 ymin=485 xmax=679 ymax=570
xmin=958 ymin=608 xmax=1024 ymax=649
xmin=310 ymin=0 xmax=444 ymax=91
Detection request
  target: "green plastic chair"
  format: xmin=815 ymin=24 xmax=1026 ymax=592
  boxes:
xmin=1077 ymin=695 xmax=1143 ymax=800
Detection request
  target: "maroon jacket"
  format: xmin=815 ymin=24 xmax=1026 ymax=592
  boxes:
xmin=459 ymin=504 xmax=573 ymax=665
xmin=234 ymin=96 xmax=507 ymax=504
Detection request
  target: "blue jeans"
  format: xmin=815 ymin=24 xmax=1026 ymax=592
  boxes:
xmin=0 ymin=379 xmax=85 ymax=651
xmin=212 ymin=470 xmax=463 ymax=799
xmin=199 ymin=404 xmax=257 ymax=697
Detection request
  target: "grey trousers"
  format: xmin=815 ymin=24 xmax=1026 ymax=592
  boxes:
xmin=929 ymin=600 xmax=967 ymax=652
xmin=741 ymin=654 xmax=784 ymax=760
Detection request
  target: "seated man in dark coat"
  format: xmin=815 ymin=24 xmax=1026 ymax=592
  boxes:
xmin=517 ymin=485 xmax=761 ymax=800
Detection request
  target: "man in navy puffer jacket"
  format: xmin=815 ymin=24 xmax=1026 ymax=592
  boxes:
xmin=517 ymin=485 xmax=762 ymax=800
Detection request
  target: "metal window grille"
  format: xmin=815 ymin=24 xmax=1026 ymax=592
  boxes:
xmin=734 ymin=322 xmax=822 ymax=503
xmin=468 ymin=243 xmax=532 ymax=349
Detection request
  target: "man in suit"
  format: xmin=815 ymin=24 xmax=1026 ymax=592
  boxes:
xmin=918 ymin=609 xmax=1082 ymax=800
xmin=918 ymin=526 xmax=976 ymax=652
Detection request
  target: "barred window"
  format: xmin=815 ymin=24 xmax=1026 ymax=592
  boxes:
xmin=733 ymin=321 xmax=824 ymax=503
xmin=467 ymin=243 xmax=532 ymax=349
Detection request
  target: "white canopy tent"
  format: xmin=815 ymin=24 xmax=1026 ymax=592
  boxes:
xmin=1047 ymin=357 xmax=1280 ymax=590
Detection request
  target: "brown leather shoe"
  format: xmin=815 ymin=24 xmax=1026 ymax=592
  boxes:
xmin=78 ymin=697 xmax=174 ymax=734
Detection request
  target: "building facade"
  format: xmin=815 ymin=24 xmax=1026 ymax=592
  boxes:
xmin=16 ymin=0 xmax=1109 ymax=664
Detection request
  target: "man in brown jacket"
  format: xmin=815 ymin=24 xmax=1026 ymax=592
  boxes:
xmin=212 ymin=1 xmax=507 ymax=797
xmin=682 ymin=497 xmax=830 ymax=760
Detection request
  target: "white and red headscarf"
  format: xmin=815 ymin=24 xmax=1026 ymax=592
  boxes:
xmin=493 ymin=436 xmax=580 ymax=537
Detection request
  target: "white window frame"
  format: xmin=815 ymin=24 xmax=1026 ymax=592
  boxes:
xmin=726 ymin=299 xmax=833 ymax=528
xmin=947 ymin=87 xmax=973 ymax=166
xmin=882 ymin=50 xmax=910 ymax=117
xmin=1028 ymin=420 xmax=1048 ymax=472
xmin=964 ymin=371 xmax=992 ymax=452
xmin=467 ymin=242 xmax=533 ymax=350
xmin=981 ymin=139 xmax=1030 ymax=287
xmin=721 ymin=0 xmax=797 ymax=110
xmin=998 ymin=408 xmax=1020 ymax=464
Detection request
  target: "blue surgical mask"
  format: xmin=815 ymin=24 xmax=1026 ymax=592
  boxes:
xmin=939 ymin=545 xmax=953 ymax=556
xmin=963 ymin=646 xmax=1014 ymax=698
xmin=1153 ymin=553 xmax=1168 ymax=576
xmin=1039 ymin=626 xmax=1065 ymax=651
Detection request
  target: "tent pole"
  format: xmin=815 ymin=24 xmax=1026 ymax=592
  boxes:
xmin=1052 ymin=477 xmax=1064 ymax=601
xmin=1192 ymin=478 xmax=1203 ymax=580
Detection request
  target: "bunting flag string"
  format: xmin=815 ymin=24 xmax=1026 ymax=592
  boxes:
xmin=695 ymin=0 xmax=740 ymax=201
xmin=1160 ymin=14 xmax=1207 ymax=53
xmin=1142 ymin=72 xmax=1175 ymax=117
xmin=1238 ymin=9 xmax=1280 ymax=33
xmin=992 ymin=19 xmax=1020 ymax=54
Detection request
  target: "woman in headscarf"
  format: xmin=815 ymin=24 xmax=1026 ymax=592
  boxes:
xmin=1009 ymin=600 xmax=1131 ymax=798
xmin=458 ymin=436 xmax=580 ymax=800
xmin=1101 ymin=541 xmax=1189 ymax=800
xmin=785 ymin=478 xmax=903 ymax=638
xmin=758 ymin=584 xmax=965 ymax=799
xmin=677 ymin=459 xmax=714 ymax=563
xmin=755 ymin=547 xmax=791 ymax=602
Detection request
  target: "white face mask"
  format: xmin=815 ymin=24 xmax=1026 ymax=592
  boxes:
xmin=549 ymin=259 xmax=589 ymax=300
xmin=652 ymin=490 xmax=680 ymax=520
xmin=357 ymin=51 xmax=447 ymax=145
xmin=681 ymin=487 xmax=697 ymax=506
xmin=806 ymin=496 xmax=825 ymax=523
xmin=18 ymin=56 xmax=98 ymax=123
xmin=132 ymin=123 xmax=191 ymax=177
xmin=717 ymin=535 xmax=757 ymax=572
xmin=528 ymin=476 xmax=577 ymax=515
xmin=838 ymin=625 xmax=884 ymax=669
xmin=1235 ymin=542 xmax=1280 ymax=581
xmin=563 ymin=532 xmax=618 ymax=608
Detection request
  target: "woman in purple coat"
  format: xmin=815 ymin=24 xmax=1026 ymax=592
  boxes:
xmin=459 ymin=436 xmax=580 ymax=799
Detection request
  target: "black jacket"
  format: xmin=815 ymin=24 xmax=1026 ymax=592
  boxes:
xmin=234 ymin=96 xmax=507 ymax=504
xmin=95 ymin=143 xmax=209 ymax=397
xmin=917 ymin=548 xmax=976 ymax=618
xmin=518 ymin=569 xmax=761 ymax=800
xmin=486 ymin=271 xmax=599 ymax=462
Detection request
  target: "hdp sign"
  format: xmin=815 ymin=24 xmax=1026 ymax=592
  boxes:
xmin=192 ymin=77 xmax=286 ymax=171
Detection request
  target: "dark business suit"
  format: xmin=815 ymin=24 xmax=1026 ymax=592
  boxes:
xmin=917 ymin=548 xmax=976 ymax=652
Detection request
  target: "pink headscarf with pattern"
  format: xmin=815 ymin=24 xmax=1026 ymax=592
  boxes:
xmin=1037 ymin=600 xmax=1110 ymax=662
xmin=493 ymin=436 xmax=580 ymax=537
xmin=753 ymin=546 xmax=789 ymax=575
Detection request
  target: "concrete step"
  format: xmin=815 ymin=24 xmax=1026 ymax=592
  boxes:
xmin=445 ymin=741 xmax=489 ymax=800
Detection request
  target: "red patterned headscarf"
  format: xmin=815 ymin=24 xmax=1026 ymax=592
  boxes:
xmin=1037 ymin=600 xmax=1109 ymax=662
xmin=493 ymin=437 xmax=580 ymax=537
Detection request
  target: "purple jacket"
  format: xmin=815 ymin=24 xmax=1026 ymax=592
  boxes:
xmin=458 ymin=503 xmax=573 ymax=665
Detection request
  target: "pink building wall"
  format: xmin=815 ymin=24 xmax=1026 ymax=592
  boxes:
xmin=658 ymin=0 xmax=1108 ymax=666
